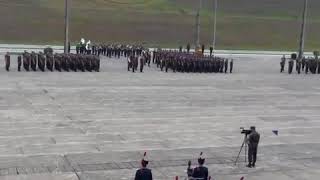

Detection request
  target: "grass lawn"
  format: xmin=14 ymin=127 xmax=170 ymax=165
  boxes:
xmin=0 ymin=0 xmax=319 ymax=50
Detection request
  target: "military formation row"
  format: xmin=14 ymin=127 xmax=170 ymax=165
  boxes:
xmin=280 ymin=55 xmax=320 ymax=74
xmin=127 ymin=51 xmax=152 ymax=73
xmin=4 ymin=52 xmax=100 ymax=72
xmin=153 ymin=51 xmax=234 ymax=73
xmin=76 ymin=42 xmax=145 ymax=58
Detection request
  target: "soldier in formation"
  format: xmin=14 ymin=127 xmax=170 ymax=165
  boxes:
xmin=4 ymin=51 xmax=100 ymax=72
xmin=153 ymin=50 xmax=234 ymax=73
xmin=280 ymin=52 xmax=320 ymax=75
xmin=5 ymin=52 xmax=10 ymax=71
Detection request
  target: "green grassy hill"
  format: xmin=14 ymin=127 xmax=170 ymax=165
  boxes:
xmin=0 ymin=0 xmax=319 ymax=50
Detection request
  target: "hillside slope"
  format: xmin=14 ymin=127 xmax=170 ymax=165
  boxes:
xmin=0 ymin=0 xmax=319 ymax=50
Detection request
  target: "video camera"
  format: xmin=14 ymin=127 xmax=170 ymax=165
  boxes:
xmin=240 ymin=127 xmax=252 ymax=135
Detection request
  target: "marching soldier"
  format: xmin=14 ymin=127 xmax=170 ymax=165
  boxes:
xmin=38 ymin=52 xmax=45 ymax=72
xmin=5 ymin=52 xmax=10 ymax=71
xmin=46 ymin=54 xmax=54 ymax=71
xmin=224 ymin=59 xmax=228 ymax=73
xmin=17 ymin=55 xmax=22 ymax=71
xmin=201 ymin=44 xmax=205 ymax=55
xmin=288 ymin=59 xmax=293 ymax=74
xmin=305 ymin=59 xmax=309 ymax=74
xmin=30 ymin=52 xmax=37 ymax=71
xmin=302 ymin=57 xmax=306 ymax=70
xmin=140 ymin=56 xmax=144 ymax=73
xmin=280 ymin=55 xmax=286 ymax=73
xmin=23 ymin=51 xmax=30 ymax=71
xmin=230 ymin=59 xmax=233 ymax=73
xmin=296 ymin=59 xmax=301 ymax=74
xmin=55 ymin=54 xmax=61 ymax=72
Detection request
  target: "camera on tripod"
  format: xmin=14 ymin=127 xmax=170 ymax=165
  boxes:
xmin=240 ymin=127 xmax=251 ymax=135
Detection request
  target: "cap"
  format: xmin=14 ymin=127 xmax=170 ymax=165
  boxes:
xmin=198 ymin=152 xmax=205 ymax=164
xmin=141 ymin=152 xmax=149 ymax=166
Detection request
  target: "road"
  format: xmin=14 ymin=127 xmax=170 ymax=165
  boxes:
xmin=0 ymin=52 xmax=319 ymax=180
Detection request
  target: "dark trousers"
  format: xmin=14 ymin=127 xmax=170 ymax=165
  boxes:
xmin=248 ymin=146 xmax=258 ymax=165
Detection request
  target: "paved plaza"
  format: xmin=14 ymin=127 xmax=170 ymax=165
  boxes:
xmin=0 ymin=54 xmax=320 ymax=180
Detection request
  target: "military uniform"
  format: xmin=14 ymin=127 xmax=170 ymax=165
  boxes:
xmin=23 ymin=52 xmax=30 ymax=71
xmin=280 ymin=56 xmax=286 ymax=73
xmin=192 ymin=166 xmax=209 ymax=180
xmin=224 ymin=59 xmax=228 ymax=73
xmin=38 ymin=53 xmax=45 ymax=72
xmin=140 ymin=56 xmax=144 ymax=73
xmin=17 ymin=55 xmax=22 ymax=71
xmin=5 ymin=53 xmax=10 ymax=71
xmin=30 ymin=52 xmax=37 ymax=71
xmin=288 ymin=59 xmax=293 ymax=74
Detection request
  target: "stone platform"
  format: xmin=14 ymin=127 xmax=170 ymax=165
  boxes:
xmin=0 ymin=54 xmax=319 ymax=180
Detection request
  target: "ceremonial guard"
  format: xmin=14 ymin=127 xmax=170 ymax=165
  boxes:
xmin=191 ymin=152 xmax=209 ymax=180
xmin=5 ymin=52 xmax=10 ymax=71
xmin=134 ymin=152 xmax=153 ymax=180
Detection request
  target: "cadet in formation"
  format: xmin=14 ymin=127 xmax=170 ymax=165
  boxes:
xmin=280 ymin=53 xmax=320 ymax=75
xmin=15 ymin=52 xmax=100 ymax=72
xmin=5 ymin=52 xmax=10 ymax=71
xmin=153 ymin=50 xmax=234 ymax=73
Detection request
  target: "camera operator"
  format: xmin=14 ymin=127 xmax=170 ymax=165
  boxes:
xmin=246 ymin=126 xmax=260 ymax=168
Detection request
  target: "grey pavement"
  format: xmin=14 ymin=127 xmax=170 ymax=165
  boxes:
xmin=0 ymin=54 xmax=319 ymax=180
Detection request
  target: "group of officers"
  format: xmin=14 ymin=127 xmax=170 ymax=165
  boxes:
xmin=4 ymin=51 xmax=100 ymax=72
xmin=153 ymin=50 xmax=234 ymax=73
xmin=280 ymin=53 xmax=320 ymax=74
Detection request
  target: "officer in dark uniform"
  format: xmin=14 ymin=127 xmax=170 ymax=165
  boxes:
xmin=280 ymin=55 xmax=286 ymax=73
xmin=17 ymin=55 xmax=22 ymax=71
xmin=317 ymin=59 xmax=320 ymax=74
xmin=305 ymin=59 xmax=309 ymax=74
xmin=246 ymin=126 xmax=260 ymax=168
xmin=201 ymin=44 xmax=205 ymax=55
xmin=5 ymin=52 xmax=10 ymax=71
xmin=224 ymin=59 xmax=228 ymax=73
xmin=192 ymin=152 xmax=209 ymax=180
xmin=179 ymin=45 xmax=182 ymax=52
xmin=187 ymin=43 xmax=190 ymax=53
xmin=230 ymin=59 xmax=233 ymax=73
xmin=38 ymin=52 xmax=45 ymax=72
xmin=134 ymin=152 xmax=153 ymax=180
xmin=296 ymin=59 xmax=301 ymax=74
xmin=140 ymin=56 xmax=144 ymax=73
xmin=23 ymin=51 xmax=30 ymax=71
xmin=30 ymin=52 xmax=37 ymax=71
xmin=209 ymin=46 xmax=213 ymax=57
xmin=288 ymin=59 xmax=293 ymax=74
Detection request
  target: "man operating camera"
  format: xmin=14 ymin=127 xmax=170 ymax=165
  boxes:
xmin=246 ymin=126 xmax=260 ymax=168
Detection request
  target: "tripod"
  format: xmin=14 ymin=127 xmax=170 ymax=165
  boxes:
xmin=234 ymin=134 xmax=248 ymax=165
